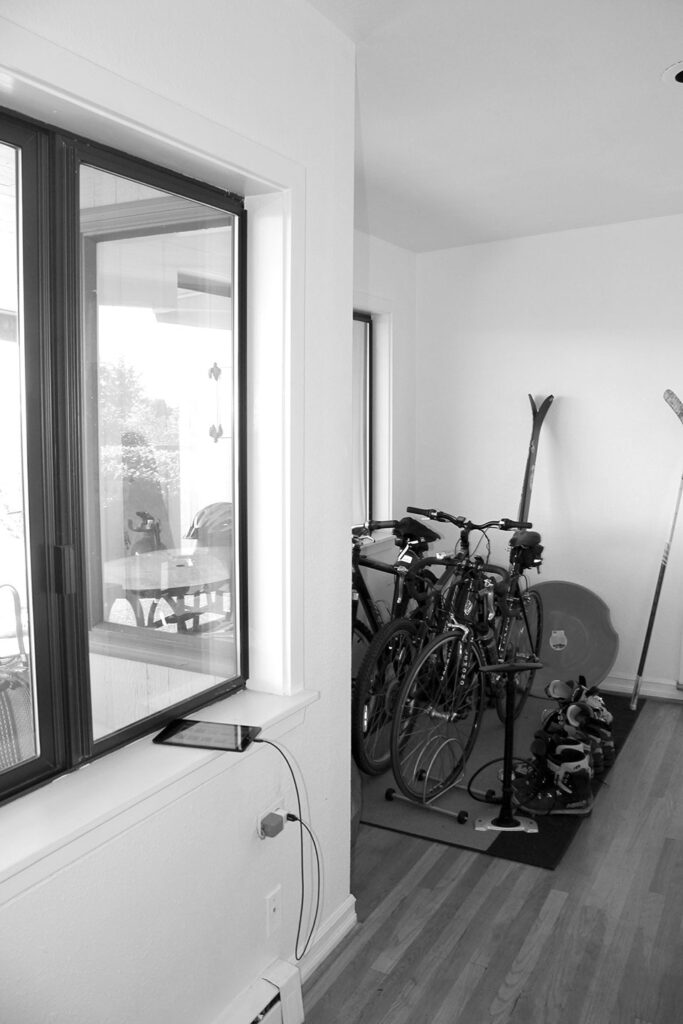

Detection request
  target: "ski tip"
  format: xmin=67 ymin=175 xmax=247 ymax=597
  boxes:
xmin=529 ymin=394 xmax=555 ymax=406
xmin=664 ymin=389 xmax=683 ymax=420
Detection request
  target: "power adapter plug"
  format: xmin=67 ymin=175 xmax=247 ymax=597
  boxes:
xmin=259 ymin=809 xmax=286 ymax=839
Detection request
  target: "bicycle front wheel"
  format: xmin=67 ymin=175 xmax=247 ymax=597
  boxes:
xmin=352 ymin=617 xmax=419 ymax=776
xmin=390 ymin=630 xmax=485 ymax=803
xmin=495 ymin=588 xmax=543 ymax=722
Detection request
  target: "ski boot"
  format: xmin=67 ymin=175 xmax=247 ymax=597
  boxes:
xmin=544 ymin=677 xmax=615 ymax=770
xmin=513 ymin=743 xmax=593 ymax=816
xmin=564 ymin=703 xmax=615 ymax=768
xmin=539 ymin=707 xmax=604 ymax=776
xmin=569 ymin=676 xmax=614 ymax=728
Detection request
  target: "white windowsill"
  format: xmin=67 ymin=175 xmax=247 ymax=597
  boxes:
xmin=0 ymin=687 xmax=319 ymax=903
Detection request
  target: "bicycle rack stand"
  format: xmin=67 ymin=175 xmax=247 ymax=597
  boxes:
xmin=474 ymin=661 xmax=543 ymax=834
xmin=384 ymin=786 xmax=470 ymax=824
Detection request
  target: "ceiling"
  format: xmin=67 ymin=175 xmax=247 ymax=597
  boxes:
xmin=306 ymin=0 xmax=683 ymax=252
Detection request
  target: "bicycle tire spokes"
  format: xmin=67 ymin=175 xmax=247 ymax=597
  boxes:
xmin=391 ymin=633 xmax=485 ymax=803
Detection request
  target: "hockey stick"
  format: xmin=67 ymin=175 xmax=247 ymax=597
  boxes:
xmin=518 ymin=394 xmax=554 ymax=523
xmin=630 ymin=389 xmax=683 ymax=709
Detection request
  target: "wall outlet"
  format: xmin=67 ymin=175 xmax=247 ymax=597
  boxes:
xmin=265 ymin=885 xmax=282 ymax=936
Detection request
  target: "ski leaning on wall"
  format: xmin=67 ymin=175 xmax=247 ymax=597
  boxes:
xmin=630 ymin=388 xmax=683 ymax=710
xmin=518 ymin=394 xmax=554 ymax=524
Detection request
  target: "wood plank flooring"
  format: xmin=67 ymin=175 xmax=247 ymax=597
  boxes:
xmin=303 ymin=700 xmax=683 ymax=1024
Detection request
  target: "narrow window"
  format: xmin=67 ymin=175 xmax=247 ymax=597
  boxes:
xmin=352 ymin=311 xmax=372 ymax=524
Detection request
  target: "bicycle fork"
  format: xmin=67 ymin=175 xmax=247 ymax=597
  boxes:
xmin=425 ymin=626 xmax=476 ymax=722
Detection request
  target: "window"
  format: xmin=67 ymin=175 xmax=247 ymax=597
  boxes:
xmin=0 ymin=108 xmax=246 ymax=801
xmin=352 ymin=311 xmax=373 ymax=524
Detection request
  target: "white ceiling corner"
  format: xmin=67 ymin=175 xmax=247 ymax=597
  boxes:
xmin=307 ymin=0 xmax=683 ymax=252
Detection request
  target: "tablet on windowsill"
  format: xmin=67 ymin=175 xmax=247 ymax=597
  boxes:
xmin=153 ymin=719 xmax=261 ymax=752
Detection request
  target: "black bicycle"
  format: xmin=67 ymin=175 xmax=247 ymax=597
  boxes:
xmin=389 ymin=512 xmax=543 ymax=804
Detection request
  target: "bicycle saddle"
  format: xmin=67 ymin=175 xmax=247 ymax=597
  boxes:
xmin=394 ymin=516 xmax=441 ymax=551
xmin=510 ymin=529 xmax=541 ymax=548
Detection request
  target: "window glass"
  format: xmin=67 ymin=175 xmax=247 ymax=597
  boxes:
xmin=80 ymin=165 xmax=240 ymax=739
xmin=0 ymin=110 xmax=247 ymax=802
xmin=352 ymin=314 xmax=371 ymax=524
xmin=0 ymin=142 xmax=38 ymax=770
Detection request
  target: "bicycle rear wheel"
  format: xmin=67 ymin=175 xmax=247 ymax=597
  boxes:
xmin=352 ymin=617 xmax=418 ymax=776
xmin=494 ymin=588 xmax=543 ymax=722
xmin=352 ymin=621 xmax=373 ymax=686
xmin=390 ymin=630 xmax=485 ymax=803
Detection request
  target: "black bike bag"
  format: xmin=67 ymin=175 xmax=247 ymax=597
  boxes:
xmin=510 ymin=529 xmax=543 ymax=569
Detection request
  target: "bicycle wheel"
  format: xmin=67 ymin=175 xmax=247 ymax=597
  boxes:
xmin=352 ymin=621 xmax=373 ymax=686
xmin=390 ymin=630 xmax=485 ymax=803
xmin=352 ymin=617 xmax=418 ymax=776
xmin=494 ymin=588 xmax=543 ymax=722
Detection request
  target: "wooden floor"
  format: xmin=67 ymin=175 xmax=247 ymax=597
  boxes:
xmin=303 ymin=700 xmax=683 ymax=1024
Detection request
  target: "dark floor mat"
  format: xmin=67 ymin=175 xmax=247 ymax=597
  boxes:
xmin=360 ymin=690 xmax=642 ymax=870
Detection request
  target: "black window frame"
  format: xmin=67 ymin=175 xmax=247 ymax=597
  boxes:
xmin=0 ymin=105 xmax=248 ymax=804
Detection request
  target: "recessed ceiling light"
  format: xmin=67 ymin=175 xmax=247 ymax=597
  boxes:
xmin=662 ymin=60 xmax=683 ymax=83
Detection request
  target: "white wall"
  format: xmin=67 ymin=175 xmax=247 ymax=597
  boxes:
xmin=416 ymin=215 xmax=683 ymax=695
xmin=0 ymin=1 xmax=356 ymax=1021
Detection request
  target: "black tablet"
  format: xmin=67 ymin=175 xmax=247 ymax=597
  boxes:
xmin=153 ymin=719 xmax=261 ymax=752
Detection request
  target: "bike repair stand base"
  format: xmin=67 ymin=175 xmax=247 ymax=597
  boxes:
xmin=474 ymin=662 xmax=541 ymax=835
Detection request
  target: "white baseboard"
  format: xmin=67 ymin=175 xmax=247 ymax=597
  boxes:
xmin=600 ymin=674 xmax=683 ymax=703
xmin=296 ymin=893 xmax=357 ymax=984
xmin=210 ymin=958 xmax=305 ymax=1024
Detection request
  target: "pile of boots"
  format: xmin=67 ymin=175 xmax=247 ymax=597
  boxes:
xmin=541 ymin=676 xmax=615 ymax=775
xmin=511 ymin=676 xmax=615 ymax=816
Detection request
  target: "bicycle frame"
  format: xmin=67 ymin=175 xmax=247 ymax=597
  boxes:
xmin=352 ymin=546 xmax=399 ymax=637
xmin=351 ymin=517 xmax=442 ymax=638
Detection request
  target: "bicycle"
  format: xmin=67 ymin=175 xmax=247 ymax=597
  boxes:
xmin=388 ymin=512 xmax=543 ymax=805
xmin=351 ymin=515 xmax=440 ymax=680
xmin=352 ymin=512 xmax=466 ymax=776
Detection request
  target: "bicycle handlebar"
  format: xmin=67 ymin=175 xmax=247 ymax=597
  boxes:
xmin=352 ymin=519 xmax=399 ymax=535
xmin=406 ymin=506 xmax=465 ymax=528
xmin=406 ymin=507 xmax=532 ymax=532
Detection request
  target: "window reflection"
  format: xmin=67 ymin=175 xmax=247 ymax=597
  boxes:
xmin=0 ymin=141 xmax=38 ymax=770
xmin=80 ymin=166 xmax=240 ymax=738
